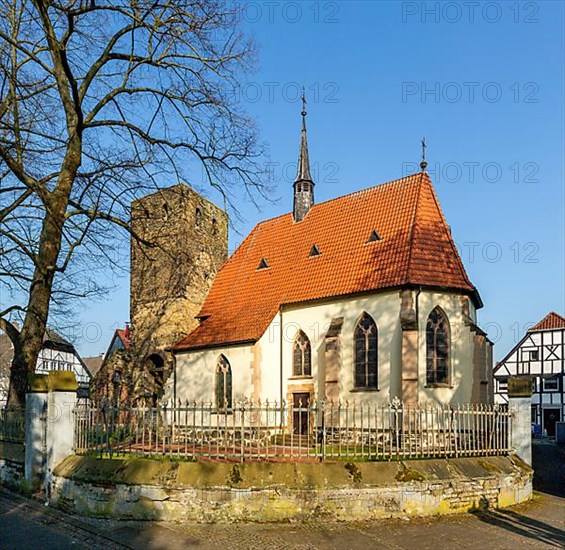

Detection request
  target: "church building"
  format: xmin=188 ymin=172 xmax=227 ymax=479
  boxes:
xmin=163 ymin=105 xmax=493 ymax=409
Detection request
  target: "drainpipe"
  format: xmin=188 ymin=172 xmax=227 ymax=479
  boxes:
xmin=279 ymin=305 xmax=283 ymax=410
xmin=279 ymin=306 xmax=284 ymax=426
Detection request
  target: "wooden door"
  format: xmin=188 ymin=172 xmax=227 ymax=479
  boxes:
xmin=543 ymin=408 xmax=561 ymax=437
xmin=293 ymin=393 xmax=310 ymax=436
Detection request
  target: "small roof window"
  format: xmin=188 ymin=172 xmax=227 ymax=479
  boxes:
xmin=257 ymin=258 xmax=269 ymax=270
xmin=309 ymin=244 xmax=321 ymax=257
xmin=366 ymin=230 xmax=381 ymax=243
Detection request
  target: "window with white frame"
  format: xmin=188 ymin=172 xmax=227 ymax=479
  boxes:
xmin=542 ymin=376 xmax=559 ymax=392
xmin=498 ymin=378 xmax=508 ymax=391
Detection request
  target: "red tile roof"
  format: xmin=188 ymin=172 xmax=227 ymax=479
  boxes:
xmin=116 ymin=328 xmax=131 ymax=348
xmin=529 ymin=312 xmax=565 ymax=332
xmin=174 ymin=172 xmax=479 ymax=351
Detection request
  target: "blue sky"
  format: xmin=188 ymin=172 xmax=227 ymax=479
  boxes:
xmin=79 ymin=1 xmax=564 ymax=360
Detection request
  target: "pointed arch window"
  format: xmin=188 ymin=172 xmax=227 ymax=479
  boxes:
xmin=293 ymin=331 xmax=311 ymax=376
xmin=354 ymin=313 xmax=378 ymax=389
xmin=215 ymin=355 xmax=232 ymax=410
xmin=426 ymin=307 xmax=450 ymax=386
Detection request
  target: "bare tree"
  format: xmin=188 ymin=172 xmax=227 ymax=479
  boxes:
xmin=0 ymin=0 xmax=265 ymax=406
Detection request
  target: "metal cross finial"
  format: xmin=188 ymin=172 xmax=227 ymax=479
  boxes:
xmin=420 ymin=137 xmax=428 ymax=171
xmin=301 ymin=87 xmax=307 ymax=117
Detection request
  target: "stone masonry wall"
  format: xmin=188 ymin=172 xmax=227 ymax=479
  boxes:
xmin=50 ymin=455 xmax=532 ymax=523
xmin=0 ymin=442 xmax=25 ymax=491
xmin=128 ymin=184 xmax=228 ymax=401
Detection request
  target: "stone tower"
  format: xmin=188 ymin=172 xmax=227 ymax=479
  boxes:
xmin=130 ymin=184 xmax=228 ymax=403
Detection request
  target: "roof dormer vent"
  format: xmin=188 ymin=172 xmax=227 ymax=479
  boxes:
xmin=366 ymin=230 xmax=381 ymax=243
xmin=309 ymin=244 xmax=321 ymax=257
xmin=257 ymin=258 xmax=269 ymax=270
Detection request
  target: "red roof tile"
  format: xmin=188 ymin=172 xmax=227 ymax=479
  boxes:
xmin=116 ymin=329 xmax=130 ymax=347
xmin=529 ymin=312 xmax=565 ymax=332
xmin=174 ymin=172 xmax=479 ymax=351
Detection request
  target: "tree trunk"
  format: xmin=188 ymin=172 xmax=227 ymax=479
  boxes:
xmin=6 ymin=158 xmax=79 ymax=406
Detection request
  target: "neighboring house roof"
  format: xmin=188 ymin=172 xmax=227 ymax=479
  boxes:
xmin=116 ymin=328 xmax=131 ymax=348
xmin=174 ymin=171 xmax=479 ymax=351
xmin=0 ymin=332 xmax=12 ymax=359
xmin=0 ymin=328 xmax=75 ymax=358
xmin=82 ymin=356 xmax=104 ymax=377
xmin=494 ymin=310 xmax=565 ymax=375
xmin=102 ymin=327 xmax=131 ymax=363
xmin=0 ymin=327 xmax=90 ymax=382
xmin=43 ymin=328 xmax=75 ymax=352
xmin=529 ymin=311 xmax=565 ymax=332
xmin=0 ymin=334 xmax=13 ymax=383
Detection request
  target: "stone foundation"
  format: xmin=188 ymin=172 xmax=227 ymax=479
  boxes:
xmin=50 ymin=455 xmax=532 ymax=523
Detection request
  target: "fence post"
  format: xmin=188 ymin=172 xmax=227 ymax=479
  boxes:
xmin=508 ymin=376 xmax=532 ymax=466
xmin=44 ymin=371 xmax=78 ymax=498
xmin=25 ymin=374 xmax=48 ymax=490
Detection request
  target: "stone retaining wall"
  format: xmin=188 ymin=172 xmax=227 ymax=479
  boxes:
xmin=0 ymin=442 xmax=25 ymax=491
xmin=50 ymin=455 xmax=532 ymax=523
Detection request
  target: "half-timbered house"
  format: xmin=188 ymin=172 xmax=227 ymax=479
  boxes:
xmin=0 ymin=328 xmax=91 ymax=404
xmin=494 ymin=311 xmax=565 ymax=436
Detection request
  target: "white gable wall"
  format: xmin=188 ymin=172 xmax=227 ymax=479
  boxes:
xmin=417 ymin=291 xmax=476 ymax=404
xmin=281 ymin=290 xmax=401 ymax=404
xmin=169 ymin=288 xmax=482 ymax=406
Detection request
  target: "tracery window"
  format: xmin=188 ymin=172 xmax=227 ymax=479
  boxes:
xmin=215 ymin=355 xmax=232 ymax=410
xmin=426 ymin=307 xmax=450 ymax=385
xmin=354 ymin=313 xmax=378 ymax=389
xmin=293 ymin=331 xmax=311 ymax=376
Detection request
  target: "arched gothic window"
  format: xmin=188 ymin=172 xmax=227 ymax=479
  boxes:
xmin=215 ymin=355 xmax=232 ymax=410
xmin=293 ymin=331 xmax=311 ymax=376
xmin=354 ymin=313 xmax=378 ymax=389
xmin=426 ymin=307 xmax=450 ymax=385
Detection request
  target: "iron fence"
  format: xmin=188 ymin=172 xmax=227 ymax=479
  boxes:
xmin=73 ymin=398 xmax=512 ymax=462
xmin=0 ymin=407 xmax=25 ymax=443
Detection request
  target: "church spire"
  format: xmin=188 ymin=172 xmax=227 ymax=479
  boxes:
xmin=293 ymin=89 xmax=315 ymax=222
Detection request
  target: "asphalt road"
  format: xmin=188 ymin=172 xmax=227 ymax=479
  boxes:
xmin=0 ymin=440 xmax=563 ymax=550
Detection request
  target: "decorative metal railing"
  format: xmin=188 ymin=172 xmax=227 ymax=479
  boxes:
xmin=0 ymin=407 xmax=26 ymax=443
xmin=73 ymin=398 xmax=512 ymax=462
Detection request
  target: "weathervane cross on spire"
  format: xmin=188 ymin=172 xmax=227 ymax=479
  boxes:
xmin=420 ymin=137 xmax=428 ymax=171
xmin=301 ymin=86 xmax=307 ymax=117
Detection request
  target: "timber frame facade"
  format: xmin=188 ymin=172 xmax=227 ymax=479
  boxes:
xmin=494 ymin=312 xmax=565 ymax=436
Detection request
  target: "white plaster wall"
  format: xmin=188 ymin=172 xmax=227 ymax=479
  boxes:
xmin=170 ymin=289 xmax=478 ymax=406
xmin=166 ymin=315 xmax=283 ymax=405
xmin=280 ymin=291 xmax=402 ymax=405
xmin=417 ymin=291 xmax=475 ymax=404
xmin=165 ymin=343 xmax=253 ymax=404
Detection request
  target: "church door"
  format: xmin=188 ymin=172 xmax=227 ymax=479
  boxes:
xmin=292 ymin=393 xmax=310 ymax=436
